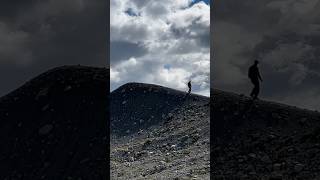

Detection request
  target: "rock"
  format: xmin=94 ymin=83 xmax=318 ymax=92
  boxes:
xmin=17 ymin=122 xmax=22 ymax=127
xmin=36 ymin=87 xmax=49 ymax=100
xmin=64 ymin=85 xmax=72 ymax=91
xmin=42 ymin=104 xmax=50 ymax=111
xmin=299 ymin=118 xmax=307 ymax=126
xmin=294 ymin=163 xmax=304 ymax=172
xmin=273 ymin=163 xmax=282 ymax=171
xmin=260 ymin=154 xmax=272 ymax=164
xmin=248 ymin=153 xmax=257 ymax=159
xmin=39 ymin=124 xmax=53 ymax=135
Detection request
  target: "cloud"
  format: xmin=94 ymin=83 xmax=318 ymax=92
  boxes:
xmin=110 ymin=41 xmax=147 ymax=65
xmin=0 ymin=22 xmax=32 ymax=66
xmin=213 ymin=0 xmax=320 ymax=110
xmin=110 ymin=0 xmax=210 ymax=96
xmin=0 ymin=0 xmax=107 ymax=96
xmin=260 ymin=42 xmax=315 ymax=85
xmin=279 ymin=89 xmax=320 ymax=111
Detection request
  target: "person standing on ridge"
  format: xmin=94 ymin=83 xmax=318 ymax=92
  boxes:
xmin=248 ymin=60 xmax=263 ymax=99
xmin=187 ymin=80 xmax=192 ymax=94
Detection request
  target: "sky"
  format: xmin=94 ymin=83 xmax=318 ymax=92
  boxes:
xmin=110 ymin=0 xmax=210 ymax=96
xmin=0 ymin=0 xmax=107 ymax=97
xmin=213 ymin=0 xmax=320 ymax=111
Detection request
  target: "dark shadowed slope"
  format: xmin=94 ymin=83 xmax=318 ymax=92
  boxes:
xmin=111 ymin=83 xmax=210 ymax=179
xmin=212 ymin=89 xmax=320 ymax=179
xmin=111 ymin=83 xmax=208 ymax=136
xmin=0 ymin=66 xmax=108 ymax=179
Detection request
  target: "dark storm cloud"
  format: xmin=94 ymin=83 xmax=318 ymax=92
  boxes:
xmin=0 ymin=0 xmax=107 ymax=96
xmin=213 ymin=0 xmax=320 ymax=111
xmin=0 ymin=1 xmax=33 ymax=20
xmin=110 ymin=41 xmax=148 ymax=65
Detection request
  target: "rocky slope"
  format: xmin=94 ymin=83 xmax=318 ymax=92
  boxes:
xmin=0 ymin=65 xmax=108 ymax=179
xmin=212 ymin=89 xmax=320 ymax=179
xmin=110 ymin=83 xmax=210 ymax=179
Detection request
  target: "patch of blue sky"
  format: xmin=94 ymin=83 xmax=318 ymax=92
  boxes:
xmin=163 ymin=64 xmax=171 ymax=70
xmin=191 ymin=0 xmax=210 ymax=6
xmin=125 ymin=8 xmax=140 ymax=16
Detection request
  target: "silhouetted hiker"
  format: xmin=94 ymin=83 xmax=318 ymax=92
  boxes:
xmin=187 ymin=80 xmax=192 ymax=94
xmin=248 ymin=60 xmax=263 ymax=99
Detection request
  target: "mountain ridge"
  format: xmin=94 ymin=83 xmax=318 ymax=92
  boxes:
xmin=0 ymin=65 xmax=108 ymax=179
xmin=111 ymin=82 xmax=210 ymax=179
xmin=111 ymin=82 xmax=209 ymax=136
xmin=211 ymin=88 xmax=320 ymax=179
xmin=2 ymin=64 xmax=319 ymax=179
xmin=113 ymin=82 xmax=209 ymax=98
xmin=212 ymin=88 xmax=319 ymax=113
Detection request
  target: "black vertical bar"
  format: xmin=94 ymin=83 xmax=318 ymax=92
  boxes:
xmin=210 ymin=0 xmax=214 ymax=179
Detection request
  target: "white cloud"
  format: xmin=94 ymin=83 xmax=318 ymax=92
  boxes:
xmin=155 ymin=67 xmax=192 ymax=90
xmin=110 ymin=0 xmax=210 ymax=96
xmin=110 ymin=68 xmax=120 ymax=83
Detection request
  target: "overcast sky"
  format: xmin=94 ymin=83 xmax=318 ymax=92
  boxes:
xmin=110 ymin=0 xmax=210 ymax=96
xmin=213 ymin=0 xmax=320 ymax=111
xmin=0 ymin=0 xmax=107 ymax=97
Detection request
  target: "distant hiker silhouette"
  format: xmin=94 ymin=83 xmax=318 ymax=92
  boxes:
xmin=248 ymin=60 xmax=263 ymax=99
xmin=187 ymin=80 xmax=192 ymax=94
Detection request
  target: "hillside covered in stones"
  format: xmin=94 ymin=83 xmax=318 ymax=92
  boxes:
xmin=110 ymin=83 xmax=210 ymax=179
xmin=212 ymin=89 xmax=320 ymax=179
xmin=0 ymin=66 xmax=108 ymax=179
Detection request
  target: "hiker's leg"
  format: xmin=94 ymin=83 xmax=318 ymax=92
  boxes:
xmin=250 ymin=80 xmax=255 ymax=97
xmin=250 ymin=80 xmax=257 ymax=98
xmin=251 ymin=80 xmax=258 ymax=99
xmin=253 ymin=81 xmax=260 ymax=99
xmin=256 ymin=82 xmax=260 ymax=98
xmin=252 ymin=86 xmax=257 ymax=98
xmin=250 ymin=87 xmax=254 ymax=97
